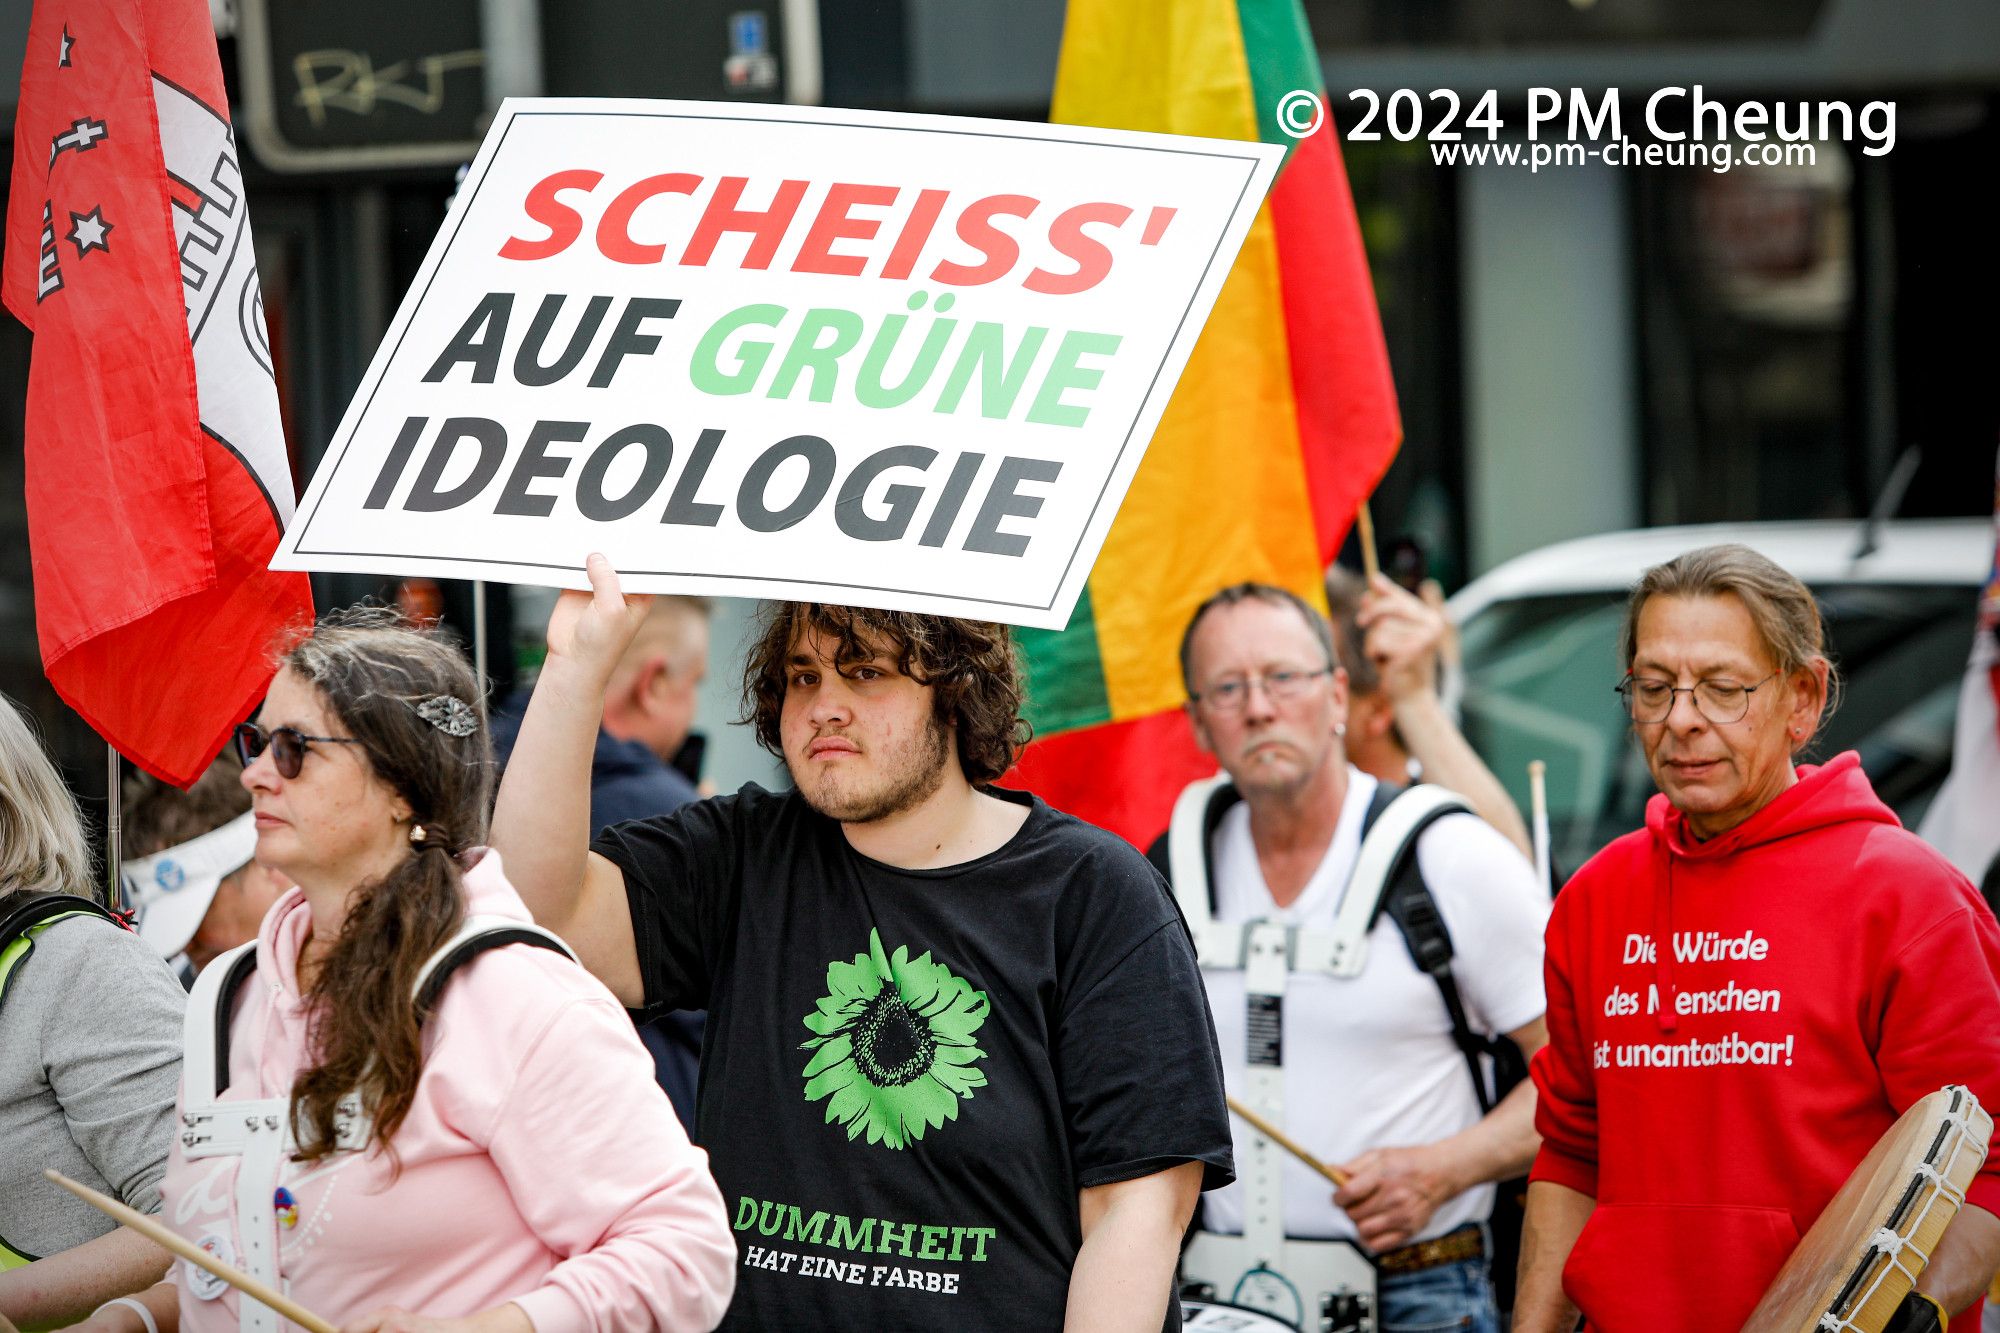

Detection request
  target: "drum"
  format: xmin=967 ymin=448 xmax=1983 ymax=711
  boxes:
xmin=1182 ymin=1231 xmax=1376 ymax=1332
xmin=1741 ymin=1085 xmax=1992 ymax=1333
xmin=1182 ymin=1297 xmax=1303 ymax=1331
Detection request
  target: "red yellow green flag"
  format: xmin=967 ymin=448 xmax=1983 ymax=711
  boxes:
xmin=1008 ymin=0 xmax=1401 ymax=846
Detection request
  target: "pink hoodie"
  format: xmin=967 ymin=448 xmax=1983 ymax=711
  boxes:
xmin=157 ymin=850 xmax=736 ymax=1332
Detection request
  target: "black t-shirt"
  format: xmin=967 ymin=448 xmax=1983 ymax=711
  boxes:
xmin=592 ymin=783 xmax=1234 ymax=1331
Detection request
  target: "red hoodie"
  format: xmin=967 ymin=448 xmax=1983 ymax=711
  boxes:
xmin=1530 ymin=752 xmax=2000 ymax=1332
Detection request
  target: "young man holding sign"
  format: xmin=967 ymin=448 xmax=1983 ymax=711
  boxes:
xmin=492 ymin=556 xmax=1233 ymax=1331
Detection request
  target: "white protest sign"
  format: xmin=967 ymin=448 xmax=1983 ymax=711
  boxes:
xmin=274 ymin=99 xmax=1281 ymax=629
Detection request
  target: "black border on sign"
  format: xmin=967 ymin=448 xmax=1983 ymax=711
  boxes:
xmin=289 ymin=108 xmax=1267 ymax=613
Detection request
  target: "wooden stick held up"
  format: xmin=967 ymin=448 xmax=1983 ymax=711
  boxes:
xmin=43 ymin=1170 xmax=340 ymax=1333
xmin=1227 ymin=1094 xmax=1350 ymax=1187
xmin=1356 ymin=502 xmax=1381 ymax=585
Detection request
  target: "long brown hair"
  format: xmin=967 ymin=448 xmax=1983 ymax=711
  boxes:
xmin=742 ymin=604 xmax=1028 ymax=784
xmin=277 ymin=609 xmax=490 ymax=1164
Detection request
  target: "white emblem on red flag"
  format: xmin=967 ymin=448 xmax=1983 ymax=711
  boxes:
xmin=35 ymin=201 xmax=63 ymax=300
xmin=64 ymin=205 xmax=111 ymax=257
xmin=154 ymin=76 xmax=293 ymax=524
xmin=47 ymin=115 xmax=107 ymax=168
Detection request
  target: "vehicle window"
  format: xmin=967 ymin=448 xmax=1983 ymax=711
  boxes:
xmin=1457 ymin=584 xmax=1975 ymax=879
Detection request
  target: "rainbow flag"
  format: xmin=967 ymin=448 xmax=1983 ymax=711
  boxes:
xmin=1008 ymin=0 xmax=1401 ymax=847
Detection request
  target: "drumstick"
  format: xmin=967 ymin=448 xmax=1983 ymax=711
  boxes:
xmin=0 ymin=1306 xmax=19 ymax=1333
xmin=43 ymin=1171 xmax=339 ymax=1333
xmin=1528 ymin=759 xmax=1551 ymax=893
xmin=1227 ymin=1095 xmax=1350 ymax=1187
xmin=1356 ymin=502 xmax=1381 ymax=585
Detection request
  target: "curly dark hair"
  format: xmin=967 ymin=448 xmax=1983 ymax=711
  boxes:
xmin=743 ymin=604 xmax=1029 ymax=785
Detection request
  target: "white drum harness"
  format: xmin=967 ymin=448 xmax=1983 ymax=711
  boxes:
xmin=1160 ymin=776 xmax=1501 ymax=1333
xmin=176 ymin=916 xmax=575 ymax=1331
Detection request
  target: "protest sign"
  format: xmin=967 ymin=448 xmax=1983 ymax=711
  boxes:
xmin=273 ymin=98 xmax=1280 ymax=628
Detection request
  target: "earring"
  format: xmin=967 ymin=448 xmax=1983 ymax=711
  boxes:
xmin=1335 ymin=723 xmax=1347 ymax=739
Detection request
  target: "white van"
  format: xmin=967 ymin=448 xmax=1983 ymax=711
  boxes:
xmin=1445 ymin=518 xmax=1990 ymax=879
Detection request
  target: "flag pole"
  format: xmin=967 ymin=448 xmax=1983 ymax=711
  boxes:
xmin=472 ymin=579 xmax=489 ymax=695
xmin=105 ymin=744 xmax=121 ymax=911
xmin=1356 ymin=500 xmax=1381 ymax=584
xmin=472 ymin=580 xmax=489 ymax=689
xmin=1528 ymin=759 xmax=1551 ymax=894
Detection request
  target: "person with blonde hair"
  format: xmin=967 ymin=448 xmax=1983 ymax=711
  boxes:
xmin=0 ymin=694 xmax=184 ymax=1328
xmin=81 ymin=610 xmax=735 ymax=1333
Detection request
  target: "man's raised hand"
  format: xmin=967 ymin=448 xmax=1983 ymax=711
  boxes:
xmin=545 ymin=554 xmax=655 ymax=689
xmin=1356 ymin=574 xmax=1446 ymax=704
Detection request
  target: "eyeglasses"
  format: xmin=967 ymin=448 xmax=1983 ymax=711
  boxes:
xmin=1615 ymin=672 xmax=1780 ymax=725
xmin=1190 ymin=667 xmax=1333 ymax=713
xmin=234 ymin=722 xmax=365 ymax=779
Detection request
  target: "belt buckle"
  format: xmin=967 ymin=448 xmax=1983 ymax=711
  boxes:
xmin=1377 ymin=1226 xmax=1483 ymax=1276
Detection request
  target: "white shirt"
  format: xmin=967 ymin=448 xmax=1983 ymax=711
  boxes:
xmin=1201 ymin=770 xmax=1550 ymax=1244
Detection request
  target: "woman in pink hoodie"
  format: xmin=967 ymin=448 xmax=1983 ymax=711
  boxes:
xmin=76 ymin=611 xmax=736 ymax=1333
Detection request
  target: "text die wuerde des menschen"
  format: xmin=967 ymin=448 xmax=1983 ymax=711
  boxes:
xmin=1597 ymin=929 xmax=1798 ymax=1072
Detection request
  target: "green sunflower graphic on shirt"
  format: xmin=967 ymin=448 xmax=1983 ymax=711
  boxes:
xmin=800 ymin=929 xmax=991 ymax=1149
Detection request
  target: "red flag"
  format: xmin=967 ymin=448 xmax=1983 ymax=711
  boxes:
xmin=5 ymin=0 xmax=311 ymax=786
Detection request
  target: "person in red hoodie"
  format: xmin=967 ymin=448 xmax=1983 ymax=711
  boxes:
xmin=1513 ymin=543 xmax=2000 ymax=1333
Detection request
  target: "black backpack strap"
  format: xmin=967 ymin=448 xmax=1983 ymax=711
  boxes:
xmin=202 ymin=921 xmax=574 ymax=1099
xmin=208 ymin=945 xmax=264 ymax=1098
xmin=1358 ymin=785 xmax=1502 ymax=1113
xmin=415 ymin=926 xmax=574 ymax=1016
xmin=0 ymin=893 xmax=124 ymax=1013
xmin=1152 ymin=772 xmax=1240 ymax=908
xmin=0 ymin=892 xmax=119 ymax=943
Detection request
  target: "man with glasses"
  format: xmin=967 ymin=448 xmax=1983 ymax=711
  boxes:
xmin=1514 ymin=544 xmax=2000 ymax=1333
xmin=1153 ymin=582 xmax=1548 ymax=1333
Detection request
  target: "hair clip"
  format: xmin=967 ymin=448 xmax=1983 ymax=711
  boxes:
xmin=413 ymin=695 xmax=478 ymax=737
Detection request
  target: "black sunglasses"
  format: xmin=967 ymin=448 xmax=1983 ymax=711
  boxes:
xmin=234 ymin=722 xmax=365 ymax=779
